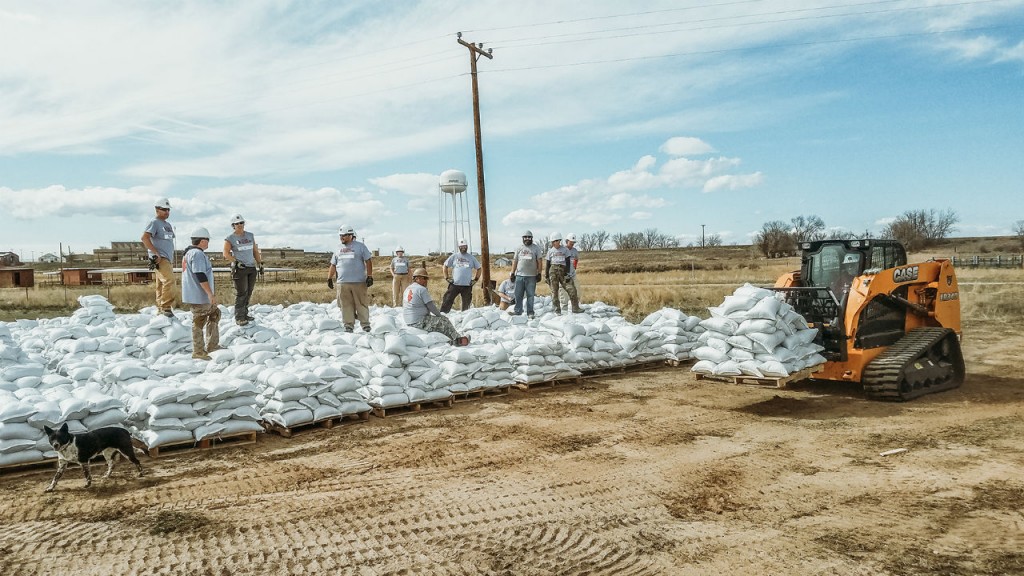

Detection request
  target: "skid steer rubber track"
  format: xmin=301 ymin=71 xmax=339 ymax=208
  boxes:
xmin=862 ymin=327 xmax=965 ymax=401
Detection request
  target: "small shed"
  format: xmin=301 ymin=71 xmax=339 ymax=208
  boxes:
xmin=0 ymin=267 xmax=34 ymax=288
xmin=39 ymin=253 xmax=59 ymax=263
xmin=493 ymin=257 xmax=512 ymax=267
xmin=0 ymin=252 xmax=20 ymax=267
xmin=61 ymin=268 xmax=103 ymax=286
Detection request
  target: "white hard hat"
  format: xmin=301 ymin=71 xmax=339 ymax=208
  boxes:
xmin=550 ymin=231 xmax=562 ymax=242
xmin=155 ymin=198 xmax=171 ymax=209
xmin=230 ymin=214 xmax=245 ymax=225
xmin=395 ymin=245 xmax=405 ymax=252
xmin=191 ymin=227 xmax=211 ymax=240
xmin=565 ymin=233 xmax=577 ymax=242
xmin=339 ymin=225 xmax=355 ymax=235
xmin=522 ymin=230 xmax=533 ymax=237
xmin=458 ymin=239 xmax=468 ymax=247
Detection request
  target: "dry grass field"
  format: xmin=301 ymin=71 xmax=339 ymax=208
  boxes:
xmin=1 ymin=242 xmax=1022 ymax=575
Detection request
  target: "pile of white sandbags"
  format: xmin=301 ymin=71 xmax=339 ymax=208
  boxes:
xmin=640 ymin=308 xmax=705 ymax=362
xmin=71 ymin=294 xmax=117 ymax=326
xmin=691 ymin=283 xmax=826 ymax=379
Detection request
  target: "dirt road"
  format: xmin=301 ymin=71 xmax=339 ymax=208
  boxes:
xmin=1 ymin=320 xmax=1022 ymax=575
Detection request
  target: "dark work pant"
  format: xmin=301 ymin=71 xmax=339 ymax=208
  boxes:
xmin=232 ymin=266 xmax=258 ymax=320
xmin=440 ymin=283 xmax=473 ymax=313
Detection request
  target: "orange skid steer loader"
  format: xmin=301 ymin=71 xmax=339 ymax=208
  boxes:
xmin=773 ymin=239 xmax=965 ymax=401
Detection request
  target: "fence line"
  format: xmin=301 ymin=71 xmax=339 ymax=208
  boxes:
xmin=950 ymin=255 xmax=1023 ymax=268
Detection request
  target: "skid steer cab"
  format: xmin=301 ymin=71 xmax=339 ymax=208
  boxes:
xmin=773 ymin=239 xmax=964 ymax=401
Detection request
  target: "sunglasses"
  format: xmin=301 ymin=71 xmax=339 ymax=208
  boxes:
xmin=157 ymin=207 xmax=170 ymax=212
xmin=233 ymin=222 xmax=245 ymax=226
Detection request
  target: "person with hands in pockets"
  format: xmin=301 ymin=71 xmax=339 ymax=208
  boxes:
xmin=440 ymin=239 xmax=481 ymax=313
xmin=181 ymin=227 xmax=221 ymax=360
xmin=223 ymin=214 xmax=263 ymax=326
xmin=390 ymin=246 xmax=411 ymax=307
xmin=327 ymin=225 xmax=373 ymax=332
xmin=141 ymin=197 xmax=177 ymax=317
xmin=544 ymin=231 xmax=581 ymax=315
xmin=511 ymin=230 xmax=544 ymax=319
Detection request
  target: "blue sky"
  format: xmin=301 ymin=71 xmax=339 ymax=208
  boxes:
xmin=1 ymin=0 xmax=1022 ymax=260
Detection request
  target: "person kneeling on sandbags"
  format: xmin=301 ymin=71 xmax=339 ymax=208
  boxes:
xmin=402 ymin=268 xmax=470 ymax=346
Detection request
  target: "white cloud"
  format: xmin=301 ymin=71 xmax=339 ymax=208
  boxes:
xmin=660 ymin=136 xmax=715 ymax=157
xmin=702 ymin=172 xmax=764 ymax=193
xmin=630 ymin=211 xmax=652 ymax=220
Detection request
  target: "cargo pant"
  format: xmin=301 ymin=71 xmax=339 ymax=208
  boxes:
xmin=548 ymin=264 xmax=579 ymax=313
xmin=188 ymin=303 xmax=221 ymax=356
xmin=391 ymin=274 xmax=411 ymax=307
xmin=338 ymin=282 xmax=370 ymax=331
xmin=232 ymin=265 xmax=258 ymax=321
xmin=413 ymin=315 xmax=462 ymax=343
xmin=559 ymin=275 xmax=581 ymax=310
xmin=154 ymin=257 xmax=175 ymax=314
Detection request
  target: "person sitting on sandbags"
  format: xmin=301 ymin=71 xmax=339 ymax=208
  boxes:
xmin=402 ymin=268 xmax=470 ymax=347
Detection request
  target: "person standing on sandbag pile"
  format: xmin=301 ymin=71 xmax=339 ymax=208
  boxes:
xmin=440 ymin=239 xmax=481 ymax=313
xmin=141 ymin=197 xmax=176 ymax=317
xmin=327 ymin=225 xmax=373 ymax=333
xmin=223 ymin=214 xmax=263 ymax=326
xmin=403 ymin=268 xmax=470 ymax=346
xmin=511 ymin=230 xmax=544 ymax=319
xmin=390 ymin=246 xmax=411 ymax=308
xmin=562 ymin=232 xmax=582 ymax=308
xmin=544 ymin=231 xmax=581 ymax=315
xmin=181 ymin=227 xmax=221 ymax=361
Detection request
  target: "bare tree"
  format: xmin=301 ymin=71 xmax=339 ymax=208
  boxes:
xmin=754 ymin=220 xmax=795 ymax=257
xmin=790 ymin=215 xmax=826 ymax=243
xmin=1014 ymin=221 xmax=1024 ymax=249
xmin=881 ymin=209 xmax=959 ymax=251
xmin=592 ymin=230 xmax=609 ymax=251
xmin=705 ymin=234 xmax=723 ymax=247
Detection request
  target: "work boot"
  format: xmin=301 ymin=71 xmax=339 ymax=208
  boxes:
xmin=236 ymin=319 xmax=249 ymax=326
xmin=455 ymin=336 xmax=471 ymax=347
xmin=192 ymin=352 xmax=212 ymax=361
xmin=162 ymin=310 xmax=174 ymax=318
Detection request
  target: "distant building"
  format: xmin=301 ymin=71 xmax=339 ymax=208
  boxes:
xmin=39 ymin=253 xmax=59 ymax=263
xmin=0 ymin=252 xmax=20 ymax=267
xmin=493 ymin=257 xmax=512 ymax=267
xmin=65 ymin=241 xmax=316 ymax=265
xmin=0 ymin=267 xmax=34 ymax=288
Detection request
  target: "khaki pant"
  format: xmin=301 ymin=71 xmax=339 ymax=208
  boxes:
xmin=548 ymin=265 xmax=579 ymax=313
xmin=338 ymin=282 xmax=370 ymax=331
xmin=391 ymin=274 xmax=411 ymax=307
xmin=155 ymin=258 xmax=175 ymax=313
xmin=188 ymin=303 xmax=221 ymax=356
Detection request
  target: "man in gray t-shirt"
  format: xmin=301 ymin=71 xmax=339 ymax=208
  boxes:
xmin=440 ymin=239 xmax=481 ymax=313
xmin=141 ymin=197 xmax=176 ymax=317
xmin=511 ymin=230 xmax=544 ymax=318
xmin=402 ymin=268 xmax=469 ymax=346
xmin=327 ymin=225 xmax=374 ymax=332
xmin=181 ymin=227 xmax=221 ymax=360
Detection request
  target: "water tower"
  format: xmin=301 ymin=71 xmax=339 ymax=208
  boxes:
xmin=438 ymin=169 xmax=472 ymax=254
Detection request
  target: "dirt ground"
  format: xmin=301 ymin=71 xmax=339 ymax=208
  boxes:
xmin=0 ymin=320 xmax=1021 ymax=576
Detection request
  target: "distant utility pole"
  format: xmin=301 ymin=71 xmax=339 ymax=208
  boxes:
xmin=701 ymin=224 xmax=706 ymax=248
xmin=457 ymin=32 xmax=494 ymax=304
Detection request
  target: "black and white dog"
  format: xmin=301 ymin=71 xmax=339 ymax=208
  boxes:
xmin=42 ymin=423 xmax=145 ymax=492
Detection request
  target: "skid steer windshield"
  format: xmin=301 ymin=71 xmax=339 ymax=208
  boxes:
xmin=804 ymin=245 xmax=864 ymax=298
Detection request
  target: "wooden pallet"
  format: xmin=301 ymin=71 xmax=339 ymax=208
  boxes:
xmin=371 ymin=397 xmax=454 ymax=418
xmin=452 ymin=385 xmax=512 ymax=402
xmin=513 ymin=375 xmax=584 ymax=390
xmin=623 ymin=359 xmax=671 ymax=372
xmin=265 ymin=411 xmax=370 ymax=438
xmin=0 ymin=457 xmax=58 ymax=477
xmin=581 ymin=366 xmax=625 ymax=379
xmin=133 ymin=431 xmax=259 ymax=458
xmin=694 ymin=366 xmax=821 ymax=389
xmin=664 ymin=358 xmax=693 ymax=367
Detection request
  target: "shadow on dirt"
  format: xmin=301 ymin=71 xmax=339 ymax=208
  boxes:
xmin=733 ymin=393 xmax=903 ymax=420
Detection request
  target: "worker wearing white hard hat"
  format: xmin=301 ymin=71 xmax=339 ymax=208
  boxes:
xmin=223 ymin=214 xmax=263 ymax=326
xmin=181 ymin=227 xmax=221 ymax=360
xmin=561 ymin=232 xmax=582 ymax=309
xmin=440 ymin=238 xmax=481 ymax=313
xmin=511 ymin=230 xmax=545 ymax=319
xmin=327 ymin=225 xmax=374 ymax=332
xmin=390 ymin=245 xmax=411 ymax=308
xmin=141 ymin=197 xmax=177 ymax=317
xmin=545 ymin=232 xmax=581 ymax=314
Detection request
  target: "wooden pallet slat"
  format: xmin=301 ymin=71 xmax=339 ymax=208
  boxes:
xmin=694 ymin=366 xmax=821 ymax=389
xmin=513 ymin=375 xmax=583 ymax=390
xmin=265 ymin=411 xmax=370 ymax=438
xmin=133 ymin=430 xmax=259 ymax=459
xmin=0 ymin=457 xmax=57 ymax=476
xmin=452 ymin=385 xmax=511 ymax=402
xmin=371 ymin=397 xmax=454 ymax=418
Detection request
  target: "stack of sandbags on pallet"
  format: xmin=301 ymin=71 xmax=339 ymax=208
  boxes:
xmin=604 ymin=316 xmax=670 ymax=365
xmin=121 ymin=374 xmax=262 ymax=449
xmin=506 ymin=326 xmax=582 ymax=384
xmin=256 ymin=363 xmax=369 ymax=429
xmin=70 ymin=294 xmax=117 ymax=327
xmin=639 ymin=308 xmax=704 ymax=362
xmin=0 ymin=326 xmax=59 ymax=465
xmin=691 ymin=283 xmax=826 ymax=379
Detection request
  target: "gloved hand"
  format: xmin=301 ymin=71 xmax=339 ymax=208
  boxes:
xmin=230 ymin=261 xmax=239 ymax=274
xmin=258 ymin=265 xmax=265 ymax=279
xmin=510 ymin=271 xmax=515 ymax=280
xmin=147 ymin=255 xmax=158 ymax=270
xmin=447 ymin=278 xmax=454 ymax=285
xmin=365 ymin=277 xmax=374 ymax=287
xmin=535 ymin=274 xmax=542 ymax=282
xmin=327 ymin=278 xmax=335 ymax=290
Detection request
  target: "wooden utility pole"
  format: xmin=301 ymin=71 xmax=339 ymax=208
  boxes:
xmin=457 ymin=32 xmax=494 ymax=304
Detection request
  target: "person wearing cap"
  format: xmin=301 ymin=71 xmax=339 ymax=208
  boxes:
xmin=141 ymin=198 xmax=177 ymax=317
xmin=544 ymin=232 xmax=582 ymax=315
xmin=181 ymin=227 xmax=221 ymax=360
xmin=494 ymin=276 xmax=516 ymax=311
xmin=327 ymin=225 xmax=373 ymax=332
xmin=440 ymin=239 xmax=481 ymax=313
xmin=511 ymin=230 xmax=544 ymax=319
xmin=561 ymin=232 xmax=582 ymax=309
xmin=389 ymin=245 xmax=411 ymax=308
xmin=222 ymin=214 xmax=263 ymax=326
xmin=403 ymin=268 xmax=470 ymax=346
